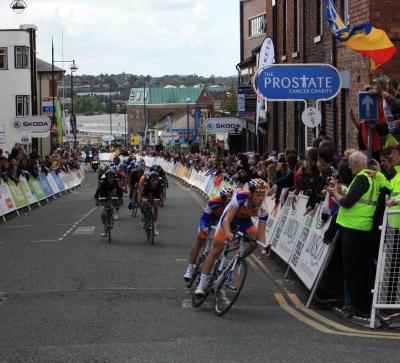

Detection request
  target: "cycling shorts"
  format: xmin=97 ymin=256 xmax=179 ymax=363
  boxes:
xmin=143 ymin=187 xmax=162 ymax=200
xmin=213 ymin=217 xmax=257 ymax=246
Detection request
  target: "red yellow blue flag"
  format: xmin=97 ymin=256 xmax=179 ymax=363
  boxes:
xmin=325 ymin=0 xmax=397 ymax=70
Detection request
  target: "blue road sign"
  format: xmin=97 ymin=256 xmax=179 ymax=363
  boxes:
xmin=255 ymin=64 xmax=341 ymax=101
xmin=358 ymin=92 xmax=379 ymax=121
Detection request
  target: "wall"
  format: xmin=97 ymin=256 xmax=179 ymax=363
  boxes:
xmin=0 ymin=29 xmax=31 ymax=152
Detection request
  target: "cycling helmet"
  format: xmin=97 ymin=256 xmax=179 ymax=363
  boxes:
xmin=248 ymin=178 xmax=268 ymax=193
xmin=105 ymin=170 xmax=116 ymax=178
xmin=149 ymin=170 xmax=159 ymax=180
xmin=143 ymin=170 xmax=151 ymax=179
xmin=149 ymin=165 xmax=158 ymax=172
xmin=220 ymin=187 xmax=234 ymax=201
xmin=113 ymin=156 xmax=121 ymax=165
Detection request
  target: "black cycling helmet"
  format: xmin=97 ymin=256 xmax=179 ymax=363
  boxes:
xmin=105 ymin=170 xmax=116 ymax=178
xmin=149 ymin=170 xmax=159 ymax=180
xmin=149 ymin=165 xmax=158 ymax=172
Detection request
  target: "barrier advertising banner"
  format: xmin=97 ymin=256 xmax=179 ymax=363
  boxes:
xmin=39 ymin=172 xmax=55 ymax=197
xmin=7 ymin=180 xmax=29 ymax=209
xmin=46 ymin=173 xmax=60 ymax=194
xmin=51 ymin=171 xmax=66 ymax=193
xmin=272 ymin=194 xmax=309 ymax=263
xmin=19 ymin=177 xmax=38 ymax=205
xmin=270 ymin=193 xmax=294 ymax=250
xmin=265 ymin=195 xmax=281 ymax=241
xmin=0 ymin=182 xmax=17 ymax=214
xmin=28 ymin=176 xmax=47 ymax=201
xmin=289 ymin=205 xmax=332 ymax=290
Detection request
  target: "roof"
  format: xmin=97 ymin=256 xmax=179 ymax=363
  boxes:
xmin=127 ymin=87 xmax=203 ymax=106
xmin=37 ymin=58 xmax=64 ymax=73
xmin=207 ymin=86 xmax=226 ymax=94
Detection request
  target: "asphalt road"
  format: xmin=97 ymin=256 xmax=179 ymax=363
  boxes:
xmin=0 ymin=171 xmax=399 ymax=362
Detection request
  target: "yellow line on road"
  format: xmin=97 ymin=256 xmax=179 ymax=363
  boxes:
xmin=287 ymin=293 xmax=400 ymax=338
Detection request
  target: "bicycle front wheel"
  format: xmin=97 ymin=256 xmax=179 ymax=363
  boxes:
xmin=214 ymin=258 xmax=248 ymax=317
xmin=108 ymin=227 xmax=111 ymax=244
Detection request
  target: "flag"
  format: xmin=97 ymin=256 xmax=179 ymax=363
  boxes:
xmin=256 ymin=38 xmax=275 ymax=134
xmin=55 ymin=98 xmax=63 ymax=145
xmin=166 ymin=115 xmax=172 ymax=131
xmin=325 ymin=0 xmax=397 ymax=70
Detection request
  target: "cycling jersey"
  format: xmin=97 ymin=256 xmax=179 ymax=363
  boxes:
xmin=94 ymin=179 xmax=121 ymax=200
xmin=199 ymin=195 xmax=227 ymax=230
xmin=140 ymin=176 xmax=163 ymax=200
xmin=214 ymin=191 xmax=268 ymax=244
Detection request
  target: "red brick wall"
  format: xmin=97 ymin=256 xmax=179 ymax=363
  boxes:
xmin=259 ymin=0 xmax=400 ymax=154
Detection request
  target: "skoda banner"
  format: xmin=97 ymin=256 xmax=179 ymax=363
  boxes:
xmin=205 ymin=118 xmax=243 ymax=134
xmin=11 ymin=116 xmax=51 ymax=134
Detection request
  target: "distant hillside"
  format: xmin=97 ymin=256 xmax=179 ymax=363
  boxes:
xmin=64 ymin=73 xmax=237 ymax=99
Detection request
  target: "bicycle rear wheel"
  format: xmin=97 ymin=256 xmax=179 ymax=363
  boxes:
xmin=214 ymin=258 xmax=248 ymax=317
xmin=146 ymin=211 xmax=154 ymax=245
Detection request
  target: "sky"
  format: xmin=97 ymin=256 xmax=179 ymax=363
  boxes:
xmin=3 ymin=0 xmax=240 ymax=77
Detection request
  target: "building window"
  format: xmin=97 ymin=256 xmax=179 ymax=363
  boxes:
xmin=16 ymin=95 xmax=30 ymax=116
xmin=282 ymin=0 xmax=287 ymax=56
xmin=248 ymin=14 xmax=266 ymax=37
xmin=293 ymin=0 xmax=299 ymax=53
xmin=0 ymin=48 xmax=8 ymax=69
xmin=15 ymin=46 xmax=29 ymax=68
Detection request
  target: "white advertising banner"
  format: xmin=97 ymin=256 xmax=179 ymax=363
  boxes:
xmin=288 ymin=204 xmax=332 ymax=290
xmin=272 ymin=193 xmax=309 ymax=263
xmin=0 ymin=182 xmax=17 ymax=215
xmin=265 ymin=195 xmax=281 ymax=242
xmin=205 ymin=118 xmax=243 ymax=134
xmin=46 ymin=173 xmax=60 ymax=194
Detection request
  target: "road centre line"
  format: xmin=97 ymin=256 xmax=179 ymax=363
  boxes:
xmin=6 ymin=224 xmax=33 ymax=228
xmin=177 ymin=175 xmax=400 ymax=338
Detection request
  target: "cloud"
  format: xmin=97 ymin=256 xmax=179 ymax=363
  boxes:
xmin=2 ymin=0 xmax=239 ymax=76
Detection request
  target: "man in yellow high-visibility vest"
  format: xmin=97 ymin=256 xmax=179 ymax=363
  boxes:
xmin=328 ymin=151 xmax=380 ymax=315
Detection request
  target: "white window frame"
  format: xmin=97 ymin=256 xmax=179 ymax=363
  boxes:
xmin=14 ymin=46 xmax=29 ymax=68
xmin=248 ymin=13 xmax=266 ymax=38
xmin=314 ymin=0 xmax=324 ymax=43
xmin=343 ymin=0 xmax=350 ymax=25
xmin=16 ymin=95 xmax=30 ymax=116
xmin=0 ymin=47 xmax=8 ymax=70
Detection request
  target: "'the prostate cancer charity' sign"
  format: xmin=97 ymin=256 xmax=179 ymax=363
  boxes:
xmin=255 ymin=64 xmax=341 ymax=101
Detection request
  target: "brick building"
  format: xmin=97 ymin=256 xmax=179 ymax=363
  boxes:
xmin=238 ymin=0 xmax=400 ymax=153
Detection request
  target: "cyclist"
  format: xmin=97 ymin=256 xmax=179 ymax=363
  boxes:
xmin=194 ymin=179 xmax=269 ymax=297
xmin=128 ymin=162 xmax=144 ymax=209
xmin=183 ymin=187 xmax=235 ymax=282
xmin=156 ymin=165 xmax=169 ymax=206
xmin=138 ymin=170 xmax=163 ymax=235
xmin=94 ymin=170 xmax=122 ymax=237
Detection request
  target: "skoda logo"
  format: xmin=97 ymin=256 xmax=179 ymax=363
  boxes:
xmin=14 ymin=121 xmax=21 ymax=129
xmin=206 ymin=123 xmax=213 ymax=130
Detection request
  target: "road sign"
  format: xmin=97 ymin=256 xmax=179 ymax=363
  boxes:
xmin=102 ymin=134 xmax=114 ymax=142
xmin=205 ymin=118 xmax=243 ymax=134
xmin=302 ymin=108 xmax=322 ymax=128
xmin=11 ymin=116 xmax=51 ymax=133
xmin=130 ymin=135 xmax=142 ymax=145
xmin=358 ymin=92 xmax=379 ymax=121
xmin=160 ymin=132 xmax=179 ymax=141
xmin=255 ymin=64 xmax=342 ymax=101
xmin=237 ymin=85 xmax=256 ymax=116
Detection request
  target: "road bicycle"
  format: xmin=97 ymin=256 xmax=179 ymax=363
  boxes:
xmin=98 ymin=196 xmax=119 ymax=244
xmin=185 ymin=223 xmax=216 ymax=288
xmin=192 ymin=229 xmax=268 ymax=317
xmin=130 ymin=184 xmax=139 ymax=217
xmin=141 ymin=198 xmax=159 ymax=245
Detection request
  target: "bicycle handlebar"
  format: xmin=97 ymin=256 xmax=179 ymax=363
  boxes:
xmin=98 ymin=197 xmax=119 ymax=201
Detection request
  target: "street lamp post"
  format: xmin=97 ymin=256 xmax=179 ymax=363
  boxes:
xmin=186 ymin=97 xmax=191 ymax=145
xmin=70 ymin=60 xmax=78 ymax=149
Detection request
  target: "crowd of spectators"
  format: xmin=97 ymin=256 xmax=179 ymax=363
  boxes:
xmin=0 ymin=143 xmax=82 ymax=183
xmin=140 ymin=75 xmax=400 ymax=317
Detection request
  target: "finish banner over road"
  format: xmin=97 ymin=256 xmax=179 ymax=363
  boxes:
xmin=255 ymin=64 xmax=341 ymax=101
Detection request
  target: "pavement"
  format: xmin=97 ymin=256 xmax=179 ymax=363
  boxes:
xmin=0 ymin=171 xmax=399 ymax=362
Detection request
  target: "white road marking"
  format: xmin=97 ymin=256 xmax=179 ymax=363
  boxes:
xmin=6 ymin=224 xmax=32 ymax=228
xmin=175 ymin=259 xmax=187 ymax=263
xmin=73 ymin=226 xmax=95 ymax=235
xmin=29 ymin=239 xmax=60 ymax=244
